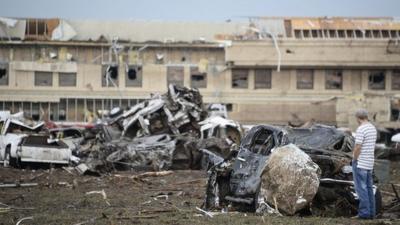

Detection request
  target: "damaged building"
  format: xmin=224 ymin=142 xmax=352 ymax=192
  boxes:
xmin=0 ymin=17 xmax=399 ymax=130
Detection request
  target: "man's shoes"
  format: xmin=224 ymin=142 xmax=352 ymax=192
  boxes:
xmin=351 ymin=215 xmax=373 ymax=220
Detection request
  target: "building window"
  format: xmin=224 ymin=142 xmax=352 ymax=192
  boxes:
xmin=126 ymin=65 xmax=142 ymax=87
xmin=102 ymin=64 xmax=119 ymax=87
xmin=167 ymin=66 xmax=184 ymax=87
xmin=254 ymin=69 xmax=272 ymax=89
xmin=232 ymin=69 xmax=249 ymax=89
xmin=392 ymin=70 xmax=400 ymax=90
xmin=34 ymin=71 xmax=53 ymax=86
xmin=0 ymin=63 xmax=8 ymax=86
xmin=190 ymin=67 xmax=207 ymax=88
xmin=325 ymin=70 xmax=343 ymax=90
xmin=25 ymin=19 xmax=48 ymax=37
xmin=368 ymin=70 xmax=386 ymax=90
xmin=296 ymin=69 xmax=314 ymax=89
xmin=59 ymin=72 xmax=76 ymax=87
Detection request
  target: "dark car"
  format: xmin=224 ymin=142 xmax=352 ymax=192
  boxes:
xmin=203 ymin=124 xmax=382 ymax=217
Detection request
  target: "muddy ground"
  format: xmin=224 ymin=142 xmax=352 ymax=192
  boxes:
xmin=1 ymin=162 xmax=400 ymax=225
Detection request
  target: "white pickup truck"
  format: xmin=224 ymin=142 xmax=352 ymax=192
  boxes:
xmin=0 ymin=114 xmax=72 ymax=167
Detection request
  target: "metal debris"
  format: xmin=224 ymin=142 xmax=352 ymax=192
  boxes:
xmin=203 ymin=124 xmax=382 ymax=217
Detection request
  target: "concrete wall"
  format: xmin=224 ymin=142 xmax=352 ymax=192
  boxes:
xmin=226 ymin=39 xmax=400 ymax=67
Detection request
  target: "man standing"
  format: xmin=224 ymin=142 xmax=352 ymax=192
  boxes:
xmin=352 ymin=109 xmax=377 ymax=219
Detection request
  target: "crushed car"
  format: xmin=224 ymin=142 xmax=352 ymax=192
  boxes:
xmin=74 ymin=85 xmax=243 ymax=173
xmin=0 ymin=112 xmax=72 ymax=167
xmin=203 ymin=124 xmax=382 ymax=217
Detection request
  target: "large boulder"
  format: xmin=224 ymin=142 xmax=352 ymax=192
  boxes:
xmin=261 ymin=144 xmax=321 ymax=215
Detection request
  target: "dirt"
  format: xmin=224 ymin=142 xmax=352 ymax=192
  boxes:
xmin=1 ymin=164 xmax=400 ymax=225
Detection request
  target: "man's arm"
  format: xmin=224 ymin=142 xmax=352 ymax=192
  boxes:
xmin=353 ymin=144 xmax=361 ymax=160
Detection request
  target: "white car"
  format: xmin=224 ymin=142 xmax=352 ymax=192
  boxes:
xmin=0 ymin=116 xmax=72 ymax=167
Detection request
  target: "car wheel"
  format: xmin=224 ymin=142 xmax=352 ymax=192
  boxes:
xmin=4 ymin=146 xmax=18 ymax=168
xmin=3 ymin=146 xmax=10 ymax=167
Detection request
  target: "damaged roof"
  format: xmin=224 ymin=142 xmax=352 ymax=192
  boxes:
xmin=290 ymin=17 xmax=400 ymax=30
xmin=1 ymin=16 xmax=400 ymax=43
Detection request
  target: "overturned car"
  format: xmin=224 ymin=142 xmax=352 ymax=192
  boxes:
xmin=203 ymin=124 xmax=382 ymax=217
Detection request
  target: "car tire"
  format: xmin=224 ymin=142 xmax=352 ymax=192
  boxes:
xmin=4 ymin=146 xmax=18 ymax=168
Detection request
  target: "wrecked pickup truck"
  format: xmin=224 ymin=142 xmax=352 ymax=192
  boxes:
xmin=0 ymin=117 xmax=72 ymax=167
xmin=203 ymin=124 xmax=382 ymax=217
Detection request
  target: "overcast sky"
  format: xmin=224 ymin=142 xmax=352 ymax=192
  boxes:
xmin=1 ymin=0 xmax=399 ymax=21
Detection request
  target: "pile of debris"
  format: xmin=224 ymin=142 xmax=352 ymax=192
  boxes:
xmin=202 ymin=124 xmax=382 ymax=217
xmin=74 ymin=85 xmax=242 ymax=174
xmin=0 ymin=85 xmax=242 ymax=175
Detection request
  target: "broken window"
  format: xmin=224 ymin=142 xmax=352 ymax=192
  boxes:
xmin=355 ymin=30 xmax=363 ymax=38
xmin=190 ymin=67 xmax=207 ymax=88
xmin=0 ymin=63 xmax=8 ymax=86
xmin=126 ymin=65 xmax=143 ymax=87
xmin=382 ymin=30 xmax=390 ymax=38
xmin=102 ymin=64 xmax=119 ymax=87
xmin=254 ymin=69 xmax=272 ymax=89
xmin=390 ymin=30 xmax=398 ymax=38
xmin=329 ymin=30 xmax=336 ymax=38
xmin=26 ymin=19 xmax=47 ymax=36
xmin=294 ymin=30 xmax=302 ymax=38
xmin=365 ymin=30 xmax=373 ymax=38
xmin=392 ymin=70 xmax=400 ymax=90
xmin=311 ymin=30 xmax=320 ymax=38
xmin=368 ymin=70 xmax=386 ymax=90
xmin=346 ymin=30 xmax=354 ymax=38
xmin=232 ymin=69 xmax=249 ymax=89
xmin=373 ymin=30 xmax=381 ymax=38
xmin=167 ymin=66 xmax=184 ymax=87
xmin=226 ymin=103 xmax=233 ymax=112
xmin=325 ymin=70 xmax=343 ymax=90
xmin=296 ymin=69 xmax=314 ymax=89
xmin=338 ymin=30 xmax=345 ymax=38
xmin=34 ymin=71 xmax=53 ymax=86
xmin=59 ymin=72 xmax=76 ymax=87
xmin=303 ymin=30 xmax=311 ymax=38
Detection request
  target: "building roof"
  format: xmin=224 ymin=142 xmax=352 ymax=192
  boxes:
xmin=0 ymin=17 xmax=399 ymax=43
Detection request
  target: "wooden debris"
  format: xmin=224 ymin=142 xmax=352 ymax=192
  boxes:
xmin=171 ymin=178 xmax=207 ymax=186
xmin=85 ymin=189 xmax=111 ymax=206
xmin=195 ymin=207 xmax=213 ymax=218
xmin=16 ymin=216 xmax=33 ymax=225
xmin=392 ymin=183 xmax=400 ymax=201
xmin=0 ymin=183 xmax=38 ymax=188
xmin=28 ymin=173 xmax=45 ymax=181
xmin=130 ymin=171 xmax=173 ymax=179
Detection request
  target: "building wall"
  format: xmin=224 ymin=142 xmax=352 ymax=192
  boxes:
xmin=0 ymin=41 xmax=399 ymax=130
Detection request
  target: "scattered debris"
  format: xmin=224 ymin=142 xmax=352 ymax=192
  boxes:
xmin=195 ymin=206 xmax=214 ymax=218
xmin=85 ymin=189 xmax=110 ymax=206
xmin=129 ymin=170 xmax=173 ymax=179
xmin=15 ymin=216 xmax=34 ymax=225
xmin=0 ymin=182 xmax=38 ymax=188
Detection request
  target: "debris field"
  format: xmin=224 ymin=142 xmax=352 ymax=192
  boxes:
xmin=1 ymin=85 xmax=400 ymax=225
